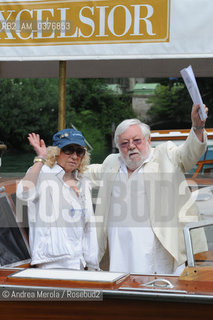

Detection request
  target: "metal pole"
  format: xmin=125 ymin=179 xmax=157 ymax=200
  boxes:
xmin=58 ymin=61 xmax=67 ymax=131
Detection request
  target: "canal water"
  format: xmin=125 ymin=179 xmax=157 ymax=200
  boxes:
xmin=0 ymin=149 xmax=109 ymax=177
xmin=1 ymin=147 xmax=212 ymax=177
xmin=0 ymin=152 xmax=35 ymax=177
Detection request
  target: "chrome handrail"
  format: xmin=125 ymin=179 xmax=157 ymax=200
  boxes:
xmin=141 ymin=278 xmax=174 ymax=288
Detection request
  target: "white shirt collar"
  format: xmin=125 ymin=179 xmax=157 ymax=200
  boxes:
xmin=43 ymin=163 xmax=80 ymax=182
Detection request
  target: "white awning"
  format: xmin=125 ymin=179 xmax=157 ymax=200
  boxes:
xmin=0 ymin=0 xmax=213 ymax=77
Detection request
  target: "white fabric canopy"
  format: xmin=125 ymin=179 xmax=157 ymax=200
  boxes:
xmin=0 ymin=0 xmax=213 ymax=77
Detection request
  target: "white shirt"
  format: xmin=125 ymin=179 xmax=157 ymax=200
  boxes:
xmin=16 ymin=164 xmax=99 ymax=270
xmin=108 ymin=155 xmax=184 ymax=275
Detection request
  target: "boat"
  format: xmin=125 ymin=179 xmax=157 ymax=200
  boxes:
xmin=186 ymin=156 xmax=213 ymax=189
xmin=0 ymin=133 xmax=213 ymax=319
xmin=151 ymin=128 xmax=213 ymax=147
xmin=151 ymin=129 xmax=213 ymax=189
xmin=1 ymin=170 xmax=213 ymax=319
xmin=0 ymin=256 xmax=213 ymax=320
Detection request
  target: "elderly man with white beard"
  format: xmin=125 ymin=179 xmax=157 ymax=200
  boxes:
xmin=85 ymin=104 xmax=208 ymax=275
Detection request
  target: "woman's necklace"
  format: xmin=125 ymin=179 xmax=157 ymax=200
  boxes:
xmin=63 ymin=171 xmax=86 ymax=219
xmin=67 ymin=179 xmax=86 ymax=219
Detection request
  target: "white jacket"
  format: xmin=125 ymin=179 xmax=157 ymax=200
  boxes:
xmin=16 ymin=164 xmax=99 ymax=269
xmin=85 ymin=129 xmax=208 ymax=268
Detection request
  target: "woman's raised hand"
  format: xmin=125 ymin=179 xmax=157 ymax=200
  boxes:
xmin=28 ymin=133 xmax=47 ymax=159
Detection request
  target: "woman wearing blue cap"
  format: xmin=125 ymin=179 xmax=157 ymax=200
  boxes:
xmin=17 ymin=129 xmax=99 ymax=270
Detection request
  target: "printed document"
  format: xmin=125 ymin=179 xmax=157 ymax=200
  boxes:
xmin=180 ymin=65 xmax=207 ymax=121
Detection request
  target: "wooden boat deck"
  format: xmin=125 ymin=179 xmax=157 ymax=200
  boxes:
xmin=1 ymin=153 xmax=213 ymax=319
xmin=0 ymin=267 xmax=213 ymax=320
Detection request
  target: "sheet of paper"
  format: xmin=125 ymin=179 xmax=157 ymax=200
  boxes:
xmin=180 ymin=65 xmax=207 ymax=121
xmin=9 ymin=268 xmax=127 ymax=283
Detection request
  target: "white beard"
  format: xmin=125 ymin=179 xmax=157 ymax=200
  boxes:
xmin=120 ymin=143 xmax=151 ymax=171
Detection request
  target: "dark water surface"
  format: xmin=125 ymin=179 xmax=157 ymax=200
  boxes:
xmin=0 ymin=149 xmax=109 ymax=177
xmin=1 ymin=147 xmax=212 ymax=177
xmin=0 ymin=152 xmax=35 ymax=177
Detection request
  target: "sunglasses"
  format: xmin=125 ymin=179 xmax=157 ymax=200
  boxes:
xmin=61 ymin=145 xmax=86 ymax=157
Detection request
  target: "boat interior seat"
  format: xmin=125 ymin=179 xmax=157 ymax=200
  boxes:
xmin=0 ymin=192 xmax=31 ymax=267
xmin=10 ymin=192 xmax=29 ymax=240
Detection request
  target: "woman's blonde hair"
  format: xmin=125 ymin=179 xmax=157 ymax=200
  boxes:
xmin=46 ymin=146 xmax=90 ymax=174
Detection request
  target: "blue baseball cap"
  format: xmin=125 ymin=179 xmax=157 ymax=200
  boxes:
xmin=52 ymin=129 xmax=85 ymax=149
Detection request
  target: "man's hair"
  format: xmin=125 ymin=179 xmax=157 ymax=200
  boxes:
xmin=114 ymin=119 xmax=151 ymax=148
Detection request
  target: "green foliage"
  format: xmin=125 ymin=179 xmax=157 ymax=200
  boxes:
xmin=196 ymin=78 xmax=213 ymax=128
xmin=0 ymin=78 xmax=135 ymax=157
xmin=1 ymin=75 xmax=213 ymax=165
xmin=146 ymin=77 xmax=213 ymax=129
xmin=66 ymin=79 xmax=135 ymax=156
xmin=147 ymin=83 xmax=193 ymax=129
xmin=1 ymin=76 xmax=212 ymax=157
xmin=0 ymin=79 xmax=59 ymax=150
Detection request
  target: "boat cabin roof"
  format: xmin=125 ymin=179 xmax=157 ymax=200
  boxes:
xmin=151 ymin=128 xmax=213 ymax=147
